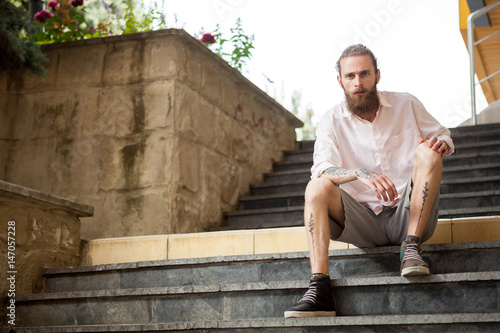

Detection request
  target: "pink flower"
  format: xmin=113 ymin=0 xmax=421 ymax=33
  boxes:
xmin=34 ymin=10 xmax=53 ymax=23
xmin=71 ymin=0 xmax=84 ymax=7
xmin=48 ymin=1 xmax=59 ymax=11
xmin=200 ymin=33 xmax=216 ymax=45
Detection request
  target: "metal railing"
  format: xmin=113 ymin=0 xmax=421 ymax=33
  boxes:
xmin=468 ymin=0 xmax=500 ymax=125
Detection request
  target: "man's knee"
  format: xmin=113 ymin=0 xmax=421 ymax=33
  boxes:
xmin=305 ymin=177 xmax=341 ymax=204
xmin=414 ymin=143 xmax=443 ymax=172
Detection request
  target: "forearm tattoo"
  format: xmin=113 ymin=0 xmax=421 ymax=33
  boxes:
xmin=416 ymin=181 xmax=429 ymax=232
xmin=322 ymin=167 xmax=377 ymax=180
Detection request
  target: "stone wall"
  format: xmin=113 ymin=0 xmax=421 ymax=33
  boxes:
xmin=0 ymin=180 xmax=93 ymax=325
xmin=0 ymin=29 xmax=302 ymax=239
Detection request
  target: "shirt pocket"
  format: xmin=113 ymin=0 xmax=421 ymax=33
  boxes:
xmin=389 ymin=127 xmax=419 ymax=176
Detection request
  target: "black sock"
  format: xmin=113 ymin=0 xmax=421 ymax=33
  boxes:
xmin=405 ymin=235 xmax=421 ymax=243
xmin=311 ymin=273 xmax=330 ymax=279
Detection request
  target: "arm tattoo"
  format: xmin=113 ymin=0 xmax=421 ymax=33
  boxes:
xmin=416 ymin=181 xmax=429 ymax=232
xmin=322 ymin=167 xmax=377 ymax=180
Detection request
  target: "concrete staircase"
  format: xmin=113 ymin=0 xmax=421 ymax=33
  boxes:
xmin=9 ymin=123 xmax=500 ymax=332
xmin=222 ymin=123 xmax=500 ymax=230
xmin=12 ymin=241 xmax=500 ymax=331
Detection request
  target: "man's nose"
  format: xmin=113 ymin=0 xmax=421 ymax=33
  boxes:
xmin=354 ymin=75 xmax=362 ymax=87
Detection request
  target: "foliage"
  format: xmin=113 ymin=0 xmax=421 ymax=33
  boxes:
xmin=200 ymin=18 xmax=254 ymax=72
xmin=29 ymin=0 xmax=166 ymax=44
xmin=291 ymin=90 xmax=316 ymax=140
xmin=0 ymin=0 xmax=47 ymax=77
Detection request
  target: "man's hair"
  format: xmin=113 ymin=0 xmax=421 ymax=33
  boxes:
xmin=335 ymin=44 xmax=378 ymax=76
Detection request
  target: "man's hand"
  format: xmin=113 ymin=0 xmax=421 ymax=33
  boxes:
xmin=355 ymin=169 xmax=398 ymax=203
xmin=419 ymin=136 xmax=449 ymax=157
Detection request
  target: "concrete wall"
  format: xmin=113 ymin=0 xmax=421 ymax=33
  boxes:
xmin=0 ymin=29 xmax=302 ymax=240
xmin=0 ymin=180 xmax=93 ymax=325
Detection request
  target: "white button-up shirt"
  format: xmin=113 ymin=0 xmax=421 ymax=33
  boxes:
xmin=311 ymin=91 xmax=454 ymax=215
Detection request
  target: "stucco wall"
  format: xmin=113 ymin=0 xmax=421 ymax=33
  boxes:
xmin=0 ymin=29 xmax=302 ymax=239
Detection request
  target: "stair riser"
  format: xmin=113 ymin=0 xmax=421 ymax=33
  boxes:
xmin=444 ymin=153 xmax=500 ymax=167
xmin=252 ymin=184 xmax=307 ymax=196
xmin=261 ymin=166 xmax=500 ymax=186
xmin=283 ymin=152 xmax=314 ymax=164
xmin=454 ymin=144 xmax=500 ymax=155
xmin=442 ymin=167 xmax=500 ymax=180
xmin=227 ymin=210 xmax=303 ymax=226
xmin=241 ymin=196 xmax=304 ymax=210
xmin=16 ymin=280 xmax=500 ymax=326
xmin=451 ymin=135 xmax=500 ymax=145
xmin=250 ymin=180 xmax=497 ymax=197
xmin=440 ymin=180 xmax=500 ymax=195
xmin=263 ymin=173 xmax=311 ymax=185
xmin=439 ymin=195 xmax=500 ymax=210
xmin=43 ymin=247 xmax=500 ymax=293
xmin=273 ymin=162 xmax=312 ymax=173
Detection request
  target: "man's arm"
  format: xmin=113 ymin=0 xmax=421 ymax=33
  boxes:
xmin=321 ymin=167 xmax=398 ymax=202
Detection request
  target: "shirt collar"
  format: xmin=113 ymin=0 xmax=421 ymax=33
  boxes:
xmin=341 ymin=91 xmax=392 ymax=117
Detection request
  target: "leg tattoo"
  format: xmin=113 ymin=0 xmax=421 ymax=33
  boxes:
xmin=416 ymin=181 xmax=429 ymax=233
xmin=308 ymin=213 xmax=315 ymax=253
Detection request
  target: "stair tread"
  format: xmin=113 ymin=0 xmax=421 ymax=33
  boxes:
xmin=440 ymin=206 xmax=500 ymax=215
xmin=440 ymin=189 xmax=500 ymax=199
xmin=18 ymin=271 xmax=500 ymax=302
xmin=41 ymin=240 xmax=500 ymax=276
xmin=12 ymin=313 xmax=500 ymax=332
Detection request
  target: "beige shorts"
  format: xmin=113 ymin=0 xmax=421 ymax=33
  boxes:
xmin=329 ymin=176 xmax=439 ymax=248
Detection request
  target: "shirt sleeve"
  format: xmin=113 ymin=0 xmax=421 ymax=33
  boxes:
xmin=310 ymin=111 xmax=343 ymax=179
xmin=410 ymin=95 xmax=455 ymax=156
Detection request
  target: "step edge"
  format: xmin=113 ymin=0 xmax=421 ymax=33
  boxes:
xmin=18 ymin=271 xmax=500 ymax=302
xmin=41 ymin=238 xmax=500 ymax=276
xmin=13 ymin=313 xmax=500 ymax=332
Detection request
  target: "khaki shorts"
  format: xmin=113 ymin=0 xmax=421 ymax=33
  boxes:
xmin=329 ymin=176 xmax=439 ymax=248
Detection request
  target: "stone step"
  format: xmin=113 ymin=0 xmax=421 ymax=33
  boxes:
xmin=15 ymin=270 xmax=500 ymax=326
xmin=11 ymin=313 xmax=500 ymax=332
xmin=249 ymin=175 xmax=500 ymax=198
xmin=442 ymin=162 xmax=500 ymax=179
xmin=260 ymin=161 xmax=500 ymax=187
xmin=239 ymin=192 xmax=304 ymax=210
xmin=52 ymin=238 xmax=500 ymax=286
xmin=225 ymin=206 xmax=303 ymax=227
xmin=439 ymin=190 xmax=500 ymax=210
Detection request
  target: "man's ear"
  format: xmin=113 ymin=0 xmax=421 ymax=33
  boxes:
xmin=337 ymin=75 xmax=343 ymax=88
xmin=376 ymin=69 xmax=381 ymax=84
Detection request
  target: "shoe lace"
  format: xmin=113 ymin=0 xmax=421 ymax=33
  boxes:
xmin=402 ymin=242 xmax=422 ymax=262
xmin=299 ymin=282 xmax=318 ymax=304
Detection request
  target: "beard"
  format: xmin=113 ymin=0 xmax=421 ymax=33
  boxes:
xmin=344 ymin=84 xmax=380 ymax=118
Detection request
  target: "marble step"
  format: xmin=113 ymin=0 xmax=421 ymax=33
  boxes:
xmin=15 ymin=271 xmax=500 ymax=327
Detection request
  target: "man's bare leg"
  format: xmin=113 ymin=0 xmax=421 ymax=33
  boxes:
xmin=284 ymin=177 xmax=343 ymax=318
xmin=304 ymin=177 xmax=346 ymax=274
xmin=401 ymin=142 xmax=443 ymax=276
xmin=408 ymin=143 xmax=443 ymax=238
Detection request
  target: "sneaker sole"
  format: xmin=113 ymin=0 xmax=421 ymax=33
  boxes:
xmin=401 ymin=266 xmax=430 ymax=277
xmin=284 ymin=310 xmax=336 ymax=318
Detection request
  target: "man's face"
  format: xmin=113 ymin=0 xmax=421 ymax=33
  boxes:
xmin=337 ymin=55 xmax=380 ymax=116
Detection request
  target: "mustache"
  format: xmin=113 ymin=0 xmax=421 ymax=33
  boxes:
xmin=354 ymin=88 xmax=368 ymax=94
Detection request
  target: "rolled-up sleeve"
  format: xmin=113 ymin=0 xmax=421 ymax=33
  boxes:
xmin=410 ymin=96 xmax=455 ymax=156
xmin=310 ymin=112 xmax=343 ymax=179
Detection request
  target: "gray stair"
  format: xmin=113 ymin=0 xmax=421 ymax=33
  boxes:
xmin=13 ymin=241 xmax=500 ymax=331
xmin=220 ymin=123 xmax=500 ymax=231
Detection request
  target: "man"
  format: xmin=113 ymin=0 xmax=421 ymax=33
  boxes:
xmin=284 ymin=44 xmax=454 ymax=318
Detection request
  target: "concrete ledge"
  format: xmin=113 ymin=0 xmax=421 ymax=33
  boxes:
xmin=0 ymin=180 xmax=94 ymax=217
xmin=83 ymin=216 xmax=500 ymax=265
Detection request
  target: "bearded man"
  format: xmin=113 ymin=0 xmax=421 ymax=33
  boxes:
xmin=284 ymin=44 xmax=454 ymax=318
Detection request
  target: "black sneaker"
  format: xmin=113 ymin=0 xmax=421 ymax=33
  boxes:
xmin=284 ymin=275 xmax=336 ymax=318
